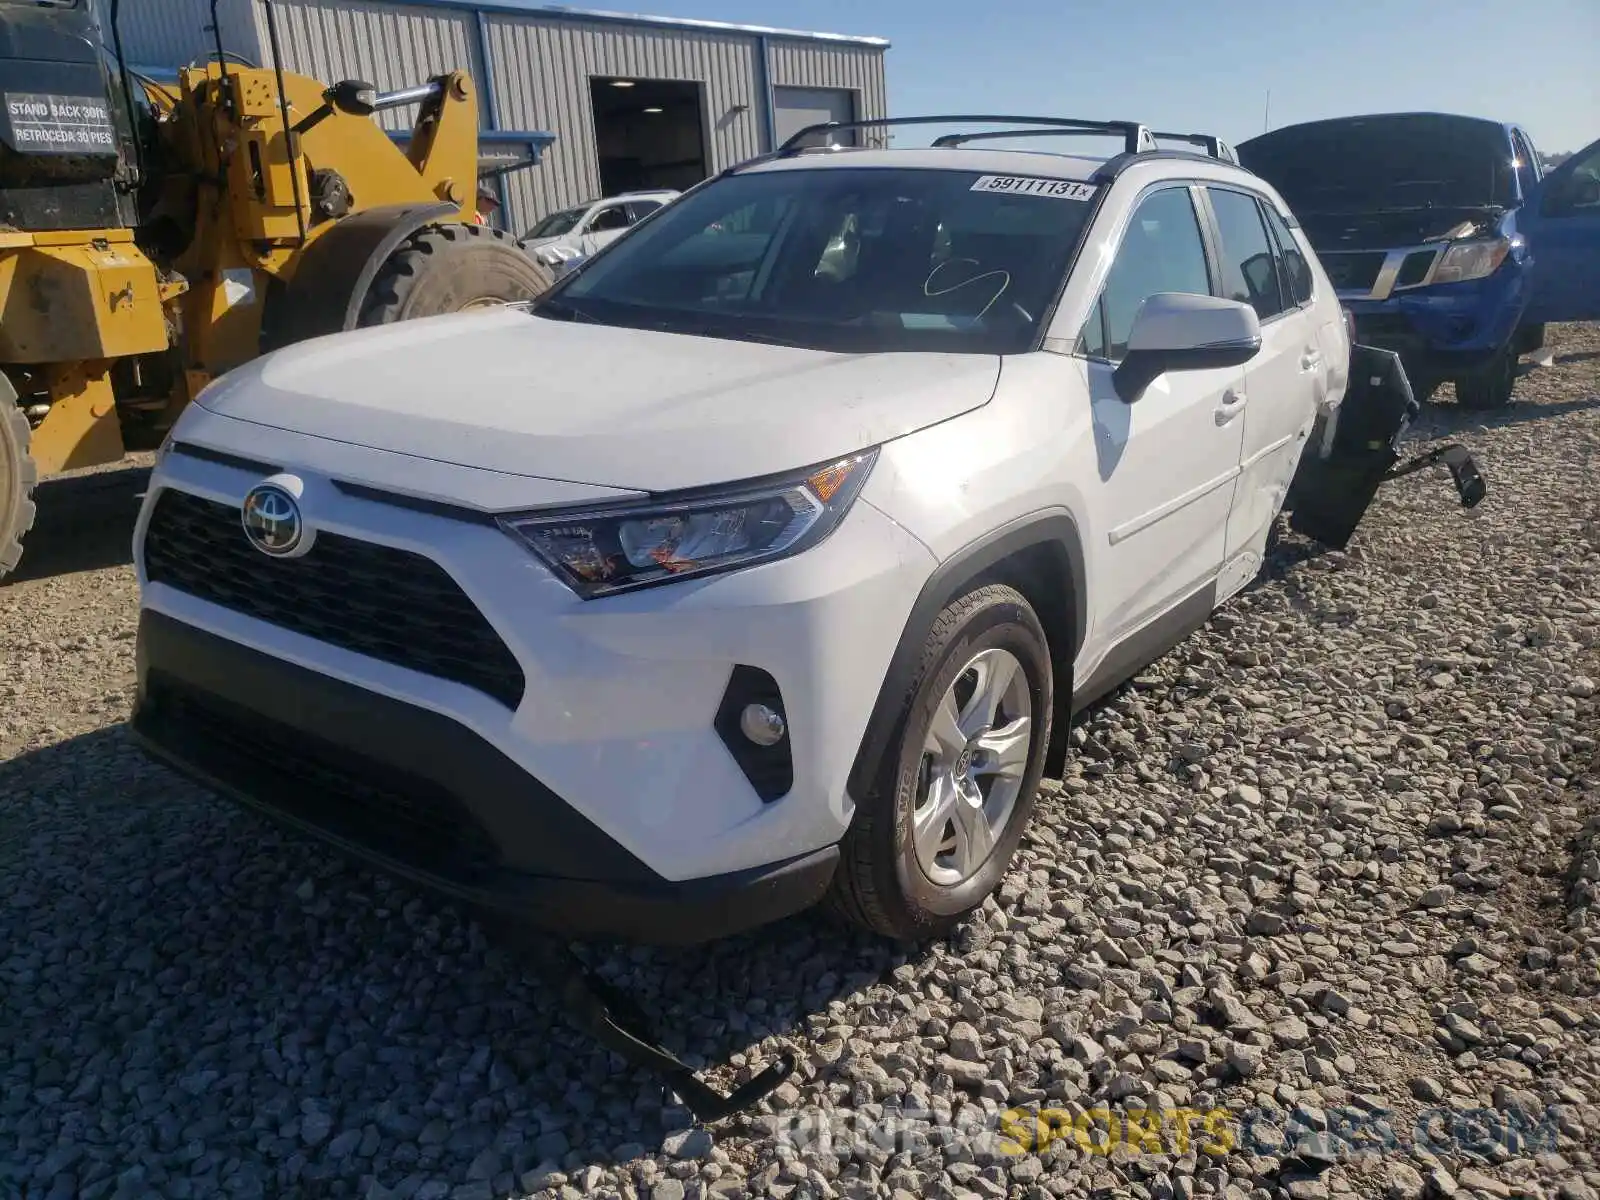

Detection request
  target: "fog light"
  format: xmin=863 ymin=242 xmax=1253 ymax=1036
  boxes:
xmin=715 ymin=666 xmax=792 ymax=801
xmin=740 ymin=703 xmax=786 ymax=747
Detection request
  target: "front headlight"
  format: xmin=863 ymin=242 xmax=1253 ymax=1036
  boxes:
xmin=1432 ymin=237 xmax=1513 ymax=285
xmin=500 ymin=451 xmax=878 ymax=598
xmin=536 ymin=244 xmax=585 ymax=266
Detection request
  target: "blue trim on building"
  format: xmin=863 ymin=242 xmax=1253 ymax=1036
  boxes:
xmin=754 ymin=34 xmax=777 ymax=153
xmin=471 ymin=8 xmax=511 ymax=222
xmin=388 ymin=129 xmax=558 ymax=161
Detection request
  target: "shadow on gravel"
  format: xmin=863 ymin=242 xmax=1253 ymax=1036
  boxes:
xmin=1416 ymin=394 xmax=1600 ymax=432
xmin=3 ymin=465 xmax=149 ymax=584
xmin=0 ymin=725 xmax=909 ymax=1195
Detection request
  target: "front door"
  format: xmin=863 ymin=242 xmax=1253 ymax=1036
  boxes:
xmin=1078 ymin=185 xmax=1246 ymax=654
xmin=1204 ymin=186 xmax=1326 ymax=598
xmin=1521 ymin=135 xmax=1600 ymax=325
xmin=580 ymin=202 xmax=633 ymax=256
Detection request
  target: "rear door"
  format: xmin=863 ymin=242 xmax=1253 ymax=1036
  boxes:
xmin=1521 ymin=135 xmax=1600 ymax=324
xmin=1202 ymin=185 xmax=1324 ymax=599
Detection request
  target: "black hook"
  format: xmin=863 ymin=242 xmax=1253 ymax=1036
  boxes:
xmin=559 ymin=953 xmax=798 ymax=1125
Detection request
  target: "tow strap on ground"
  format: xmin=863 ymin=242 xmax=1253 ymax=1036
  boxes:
xmin=559 ymin=950 xmax=798 ymax=1124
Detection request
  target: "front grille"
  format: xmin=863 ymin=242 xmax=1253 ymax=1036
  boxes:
xmin=143 ymin=489 xmax=526 ymax=708
xmin=1321 ymin=251 xmax=1386 ymax=293
xmin=146 ymin=676 xmax=501 ymax=883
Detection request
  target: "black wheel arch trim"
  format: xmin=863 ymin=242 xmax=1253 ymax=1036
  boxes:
xmin=846 ymin=510 xmax=1086 ymax=805
xmin=259 ymin=202 xmax=459 ymax=354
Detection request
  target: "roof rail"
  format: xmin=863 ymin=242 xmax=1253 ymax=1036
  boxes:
xmin=1150 ymin=130 xmax=1237 ymax=163
xmin=925 ymin=125 xmax=1160 ymax=154
xmin=777 ymin=114 xmax=1156 ymax=157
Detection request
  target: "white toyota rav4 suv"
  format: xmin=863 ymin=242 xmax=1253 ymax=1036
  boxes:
xmin=132 ymin=117 xmax=1363 ymax=945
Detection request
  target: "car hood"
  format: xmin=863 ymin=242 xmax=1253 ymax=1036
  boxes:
xmin=196 ymin=307 xmax=1003 ymax=495
xmin=1293 ymin=205 xmax=1505 ymax=251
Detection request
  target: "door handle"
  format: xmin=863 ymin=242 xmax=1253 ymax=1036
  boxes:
xmin=1301 ymin=349 xmax=1323 ymax=371
xmin=1214 ymin=390 xmax=1247 ymax=424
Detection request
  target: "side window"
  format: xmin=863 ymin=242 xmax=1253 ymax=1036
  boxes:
xmin=1208 ymin=188 xmax=1288 ymax=321
xmin=1078 ymin=297 xmax=1108 ymax=359
xmin=1511 ymin=130 xmax=1540 ymax=193
xmin=1087 ymin=187 xmax=1212 ymax=360
xmin=1261 ymin=202 xmax=1313 ymax=307
xmin=626 ymin=199 xmax=664 ymax=224
xmin=589 ymin=205 xmax=630 ymax=233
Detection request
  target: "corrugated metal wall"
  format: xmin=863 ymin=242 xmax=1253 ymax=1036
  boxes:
xmin=244 ymin=0 xmax=484 ymax=133
xmin=484 ymin=16 xmax=764 ymax=233
xmin=102 ymin=0 xmax=888 ymax=230
xmin=768 ymin=39 xmax=889 ymax=148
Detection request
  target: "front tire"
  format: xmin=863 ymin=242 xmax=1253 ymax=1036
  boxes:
xmin=827 ymin=584 xmax=1053 ymax=941
xmin=358 ymin=223 xmax=554 ymax=326
xmin=0 ymin=378 xmax=38 ymax=580
xmin=1455 ymin=342 xmax=1517 ymax=410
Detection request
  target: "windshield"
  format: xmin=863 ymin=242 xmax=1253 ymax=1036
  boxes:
xmin=525 ymin=206 xmax=588 ymax=239
xmin=1239 ymin=115 xmax=1518 ymax=214
xmin=538 ymin=166 xmax=1097 ymax=354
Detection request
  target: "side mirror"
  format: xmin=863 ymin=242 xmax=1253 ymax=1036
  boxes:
xmin=1113 ymin=293 xmax=1262 ymax=402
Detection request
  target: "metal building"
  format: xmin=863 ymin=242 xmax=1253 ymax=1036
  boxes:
xmin=103 ymin=0 xmax=890 ymax=234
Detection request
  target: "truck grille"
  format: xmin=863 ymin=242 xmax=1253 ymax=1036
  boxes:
xmin=1394 ymin=248 xmax=1440 ymax=289
xmin=143 ymin=489 xmax=526 ymax=709
xmin=1321 ymin=251 xmax=1386 ymax=292
xmin=144 ymin=676 xmax=502 ymax=884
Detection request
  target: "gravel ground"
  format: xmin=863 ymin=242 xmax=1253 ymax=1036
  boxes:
xmin=2 ymin=326 xmax=1598 ymax=1200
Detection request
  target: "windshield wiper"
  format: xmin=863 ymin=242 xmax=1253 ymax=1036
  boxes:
xmin=534 ymin=297 xmax=598 ymax=324
xmin=714 ymin=327 xmax=811 ymax=348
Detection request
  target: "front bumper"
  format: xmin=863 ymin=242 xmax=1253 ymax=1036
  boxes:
xmin=1341 ymin=263 xmax=1530 ymax=384
xmin=131 ymin=421 xmax=936 ymax=936
xmin=132 ymin=609 xmax=839 ymax=944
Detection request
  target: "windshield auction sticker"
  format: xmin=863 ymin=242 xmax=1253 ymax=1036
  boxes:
xmin=2 ymin=94 xmax=117 ymax=154
xmin=970 ymin=175 xmax=1098 ymax=201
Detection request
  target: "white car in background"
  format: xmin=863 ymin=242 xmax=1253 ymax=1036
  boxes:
xmin=519 ymin=189 xmax=679 ymax=276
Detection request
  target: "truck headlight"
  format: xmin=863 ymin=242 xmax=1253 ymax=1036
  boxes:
xmin=1432 ymin=237 xmax=1513 ymax=285
xmin=499 ymin=452 xmax=877 ymax=598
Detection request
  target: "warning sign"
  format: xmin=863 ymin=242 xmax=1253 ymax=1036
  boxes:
xmin=2 ymin=93 xmax=117 ymax=154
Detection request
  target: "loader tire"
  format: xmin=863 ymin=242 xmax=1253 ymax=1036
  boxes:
xmin=0 ymin=383 xmax=39 ymax=581
xmin=357 ymin=222 xmax=554 ymax=326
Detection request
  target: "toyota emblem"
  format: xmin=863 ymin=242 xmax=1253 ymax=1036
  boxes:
xmin=241 ymin=483 xmax=303 ymax=556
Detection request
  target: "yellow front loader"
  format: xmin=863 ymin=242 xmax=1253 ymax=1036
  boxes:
xmin=0 ymin=0 xmax=553 ymax=577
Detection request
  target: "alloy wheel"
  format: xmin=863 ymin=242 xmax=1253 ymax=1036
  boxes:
xmin=911 ymin=647 xmax=1033 ymax=886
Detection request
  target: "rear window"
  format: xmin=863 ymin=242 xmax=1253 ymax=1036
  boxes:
xmin=1239 ymin=115 xmax=1518 ymax=213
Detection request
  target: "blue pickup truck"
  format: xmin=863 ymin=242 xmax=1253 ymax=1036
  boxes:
xmin=1239 ymin=113 xmax=1600 ymax=408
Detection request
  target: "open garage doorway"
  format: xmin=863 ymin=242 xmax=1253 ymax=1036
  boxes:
xmin=590 ymin=77 xmax=708 ymax=194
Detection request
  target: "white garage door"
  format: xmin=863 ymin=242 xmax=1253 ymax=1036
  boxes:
xmin=773 ymin=86 xmax=857 ymax=148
